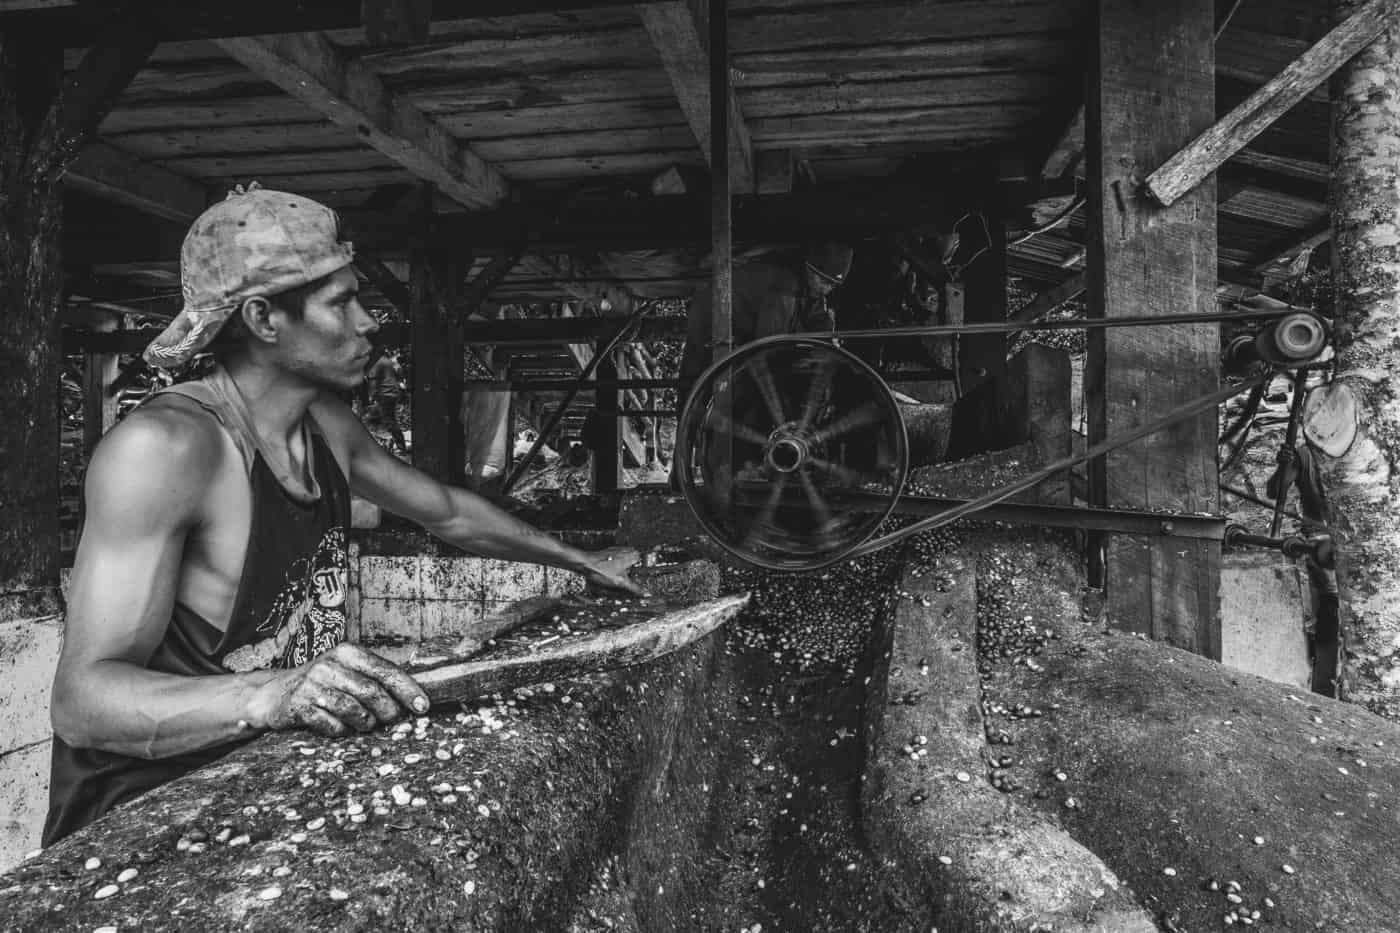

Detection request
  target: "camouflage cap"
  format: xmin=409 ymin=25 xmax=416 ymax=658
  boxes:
xmin=142 ymin=183 xmax=355 ymax=369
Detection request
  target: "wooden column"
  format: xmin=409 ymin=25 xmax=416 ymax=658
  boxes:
xmin=410 ymin=242 xmax=468 ymax=485
xmin=83 ymin=315 xmax=121 ymax=458
xmin=1313 ymin=0 xmax=1400 ymax=708
xmin=0 ymin=37 xmax=64 ymax=618
xmin=958 ymin=178 xmax=1008 ymax=396
xmin=708 ymin=0 xmax=732 ymax=364
xmin=592 ymin=347 xmax=621 ymax=493
xmin=1086 ymin=0 xmax=1221 ymax=657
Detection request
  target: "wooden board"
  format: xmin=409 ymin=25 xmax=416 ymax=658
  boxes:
xmin=1086 ymin=0 xmax=1221 ymax=657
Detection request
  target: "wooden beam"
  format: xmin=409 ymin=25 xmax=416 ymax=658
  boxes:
xmin=1008 ymin=271 xmax=1085 ymax=325
xmin=1088 ymin=0 xmax=1221 ymax=657
xmin=353 ymin=253 xmax=411 ymax=313
xmin=1244 ymin=218 xmax=1332 ymax=273
xmin=1145 ymin=0 xmax=1400 ymax=207
xmin=360 ymin=0 xmax=431 ymax=46
xmin=215 ymin=31 xmax=508 ymax=210
xmin=460 ymin=248 xmax=524 ymax=317
xmin=638 ymin=0 xmax=754 ymax=193
xmin=1040 ymin=106 xmax=1084 ymax=180
xmin=82 ymin=316 xmax=119 ymax=458
xmin=708 ymin=0 xmax=732 ymax=365
xmin=63 ymin=315 xmax=690 ymax=355
xmin=66 ymin=142 xmax=207 ymax=223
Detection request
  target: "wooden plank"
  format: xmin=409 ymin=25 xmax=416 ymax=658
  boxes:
xmin=498 ymin=150 xmax=703 ymax=181
xmin=66 ymin=141 xmax=209 ymax=222
xmin=742 ymin=73 xmax=1069 ymax=117
xmin=159 ymin=148 xmax=396 ymax=178
xmin=110 ymin=122 xmax=362 ymax=159
xmin=1145 ymin=0 xmax=1400 ymax=207
xmin=748 ymin=105 xmax=1044 ymax=140
xmin=411 ymin=593 xmax=749 ymax=704
xmin=959 ymin=177 xmax=1006 ymax=395
xmin=472 ymin=125 xmax=696 ymax=162
xmin=727 ymin=0 xmax=1077 ymax=53
xmin=1007 ymin=271 xmax=1085 ymax=325
xmin=83 ymin=316 xmax=120 ymax=458
xmin=592 ymin=350 xmax=621 ymax=491
xmin=730 ymin=35 xmax=1082 ymax=83
xmin=357 ymin=27 xmax=658 ymax=78
xmin=1087 ymin=0 xmax=1221 ymax=657
xmin=361 ymin=0 xmax=433 ymax=46
xmin=99 ymin=96 xmax=321 ymax=134
xmin=428 ymin=95 xmax=686 ymax=134
xmin=638 ymin=0 xmax=754 ymax=192
xmin=1242 ymin=217 xmax=1332 ymax=273
xmin=216 ymin=31 xmax=510 ymax=209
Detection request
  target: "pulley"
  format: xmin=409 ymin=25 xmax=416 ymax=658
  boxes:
xmin=674 ymin=337 xmax=908 ymax=570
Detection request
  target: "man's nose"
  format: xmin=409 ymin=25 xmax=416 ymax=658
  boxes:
xmin=353 ymin=300 xmax=380 ymax=335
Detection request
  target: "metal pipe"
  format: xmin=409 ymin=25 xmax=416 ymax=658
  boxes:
xmin=1270 ymin=368 xmax=1311 ymax=537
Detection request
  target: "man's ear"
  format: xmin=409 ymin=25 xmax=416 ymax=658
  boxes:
xmin=239 ymin=296 xmax=279 ymax=345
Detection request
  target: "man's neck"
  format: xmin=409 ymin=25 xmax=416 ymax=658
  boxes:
xmin=219 ymin=356 xmax=319 ymax=450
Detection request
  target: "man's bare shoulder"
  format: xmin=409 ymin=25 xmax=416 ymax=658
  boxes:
xmin=86 ymin=399 xmax=229 ymax=521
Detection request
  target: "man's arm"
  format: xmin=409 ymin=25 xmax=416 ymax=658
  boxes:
xmin=51 ymin=408 xmax=427 ymax=759
xmin=312 ymin=395 xmax=640 ymax=592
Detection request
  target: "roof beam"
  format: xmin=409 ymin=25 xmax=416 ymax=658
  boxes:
xmin=215 ymin=31 xmax=508 ymax=210
xmin=66 ymin=142 xmax=208 ymax=223
xmin=1008 ymin=271 xmax=1085 ymax=325
xmin=638 ymin=1 xmax=754 ymax=192
xmin=1146 ymin=0 xmax=1400 ymax=207
xmin=1244 ymin=218 xmax=1332 ymax=274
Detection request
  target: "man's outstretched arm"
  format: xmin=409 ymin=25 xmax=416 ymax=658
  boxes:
xmin=314 ymin=395 xmax=642 ymax=594
xmin=51 ymin=408 xmax=427 ymax=759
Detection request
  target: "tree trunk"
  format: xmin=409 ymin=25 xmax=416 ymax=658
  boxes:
xmin=1320 ymin=3 xmax=1400 ymax=717
xmin=0 ymin=35 xmax=63 ymax=618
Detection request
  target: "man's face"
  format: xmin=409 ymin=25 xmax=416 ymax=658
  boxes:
xmin=272 ymin=266 xmax=379 ymax=392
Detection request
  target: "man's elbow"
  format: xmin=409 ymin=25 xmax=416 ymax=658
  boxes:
xmin=49 ymin=683 xmax=96 ymax=750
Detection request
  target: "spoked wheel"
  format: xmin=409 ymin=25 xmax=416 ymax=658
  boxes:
xmin=675 ymin=336 xmax=908 ymax=571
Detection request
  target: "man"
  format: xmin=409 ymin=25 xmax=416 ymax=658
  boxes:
xmin=45 ymin=185 xmax=638 ymax=845
xmin=361 ymin=348 xmax=408 ymax=456
xmin=676 ymin=241 xmax=854 ymax=407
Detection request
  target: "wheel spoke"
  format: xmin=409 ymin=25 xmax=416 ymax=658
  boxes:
xmin=796 ymin=467 xmax=836 ymax=536
xmin=746 ymin=355 xmax=787 ymax=427
xmin=798 ymin=354 xmax=840 ymax=431
xmin=739 ymin=473 xmax=791 ymax=551
xmin=809 ymin=456 xmax=887 ymax=489
xmin=705 ymin=410 xmax=770 ymax=447
xmin=808 ymin=403 xmax=884 ymax=447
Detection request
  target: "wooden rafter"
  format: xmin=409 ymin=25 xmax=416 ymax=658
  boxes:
xmin=637 ymin=0 xmax=754 ymax=192
xmin=1146 ymin=0 xmax=1400 ymax=207
xmin=67 ymin=142 xmax=207 ymax=223
xmin=1244 ymin=218 xmax=1332 ymax=274
xmin=1008 ymin=271 xmax=1085 ymax=325
xmin=216 ymin=31 xmax=508 ymax=210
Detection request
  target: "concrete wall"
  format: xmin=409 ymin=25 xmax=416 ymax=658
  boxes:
xmin=0 ymin=550 xmax=590 ymax=872
xmin=0 ymin=612 xmax=61 ymax=874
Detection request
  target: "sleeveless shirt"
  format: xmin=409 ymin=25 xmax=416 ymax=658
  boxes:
xmin=42 ymin=366 xmax=352 ymax=846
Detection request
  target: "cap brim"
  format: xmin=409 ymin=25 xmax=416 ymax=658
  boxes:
xmin=142 ymin=305 xmax=237 ymax=369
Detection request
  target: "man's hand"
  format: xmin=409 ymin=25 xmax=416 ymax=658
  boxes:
xmin=577 ymin=546 xmax=646 ymax=597
xmin=249 ymin=644 xmax=430 ymax=737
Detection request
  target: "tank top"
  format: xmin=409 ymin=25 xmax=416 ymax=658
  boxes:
xmin=42 ymin=365 xmax=352 ymax=846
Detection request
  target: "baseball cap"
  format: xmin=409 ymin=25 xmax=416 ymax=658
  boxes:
xmin=142 ymin=183 xmax=355 ymax=368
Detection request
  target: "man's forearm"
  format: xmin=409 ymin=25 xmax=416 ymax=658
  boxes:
xmin=53 ymin=659 xmax=278 ymax=760
xmin=428 ymin=487 xmax=590 ymax=573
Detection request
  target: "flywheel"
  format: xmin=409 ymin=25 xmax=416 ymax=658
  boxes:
xmin=674 ymin=336 xmax=908 ymax=571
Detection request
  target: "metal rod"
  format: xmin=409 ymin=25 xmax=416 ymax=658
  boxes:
xmin=844 ymin=371 xmax=1272 ymax=559
xmin=1219 ymin=484 xmax=1306 ymax=523
xmin=794 ymin=307 xmax=1302 ymax=342
xmin=741 ymin=489 xmax=1227 ymax=541
xmin=500 ymin=305 xmax=651 ymax=494
xmin=462 ymin=377 xmax=677 ymax=391
xmin=1270 ymin=368 xmax=1310 ymax=537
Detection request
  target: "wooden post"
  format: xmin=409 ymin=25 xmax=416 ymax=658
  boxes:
xmin=708 ymin=0 xmax=732 ymax=365
xmin=959 ymin=177 xmax=1007 ymax=396
xmin=0 ymin=21 xmax=153 ymax=617
xmin=82 ymin=314 xmax=121 ymax=458
xmin=1087 ymin=0 xmax=1221 ymax=657
xmin=410 ymin=230 xmax=469 ymax=485
xmin=592 ymin=347 xmax=620 ymax=493
xmin=1312 ymin=0 xmax=1400 ymax=710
